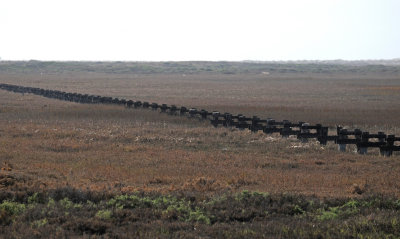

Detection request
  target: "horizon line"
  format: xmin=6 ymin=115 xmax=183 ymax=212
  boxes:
xmin=1 ymin=58 xmax=400 ymax=63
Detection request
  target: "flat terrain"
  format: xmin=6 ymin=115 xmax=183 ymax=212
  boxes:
xmin=2 ymin=61 xmax=400 ymax=128
xmin=0 ymin=61 xmax=400 ymax=238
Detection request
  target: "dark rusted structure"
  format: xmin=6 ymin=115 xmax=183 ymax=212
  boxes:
xmin=1 ymin=83 xmax=399 ymax=156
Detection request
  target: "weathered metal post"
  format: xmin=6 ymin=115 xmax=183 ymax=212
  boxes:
xmin=188 ymin=108 xmax=197 ymax=118
xmin=199 ymin=110 xmax=209 ymax=120
xmin=356 ymin=130 xmax=367 ymax=154
xmin=160 ymin=104 xmax=168 ymax=113
xmin=378 ymin=132 xmax=385 ymax=143
xmin=211 ymin=111 xmax=220 ymax=127
xmin=142 ymin=102 xmax=150 ymax=108
xmin=223 ymin=113 xmax=233 ymax=127
xmin=300 ymin=123 xmax=310 ymax=142
xmin=280 ymin=120 xmax=289 ymax=138
xmin=150 ymin=103 xmax=158 ymax=110
xmin=264 ymin=119 xmax=275 ymax=134
xmin=169 ymin=105 xmax=178 ymax=115
xmin=337 ymin=126 xmax=347 ymax=152
xmin=179 ymin=107 xmax=187 ymax=116
xmin=134 ymin=101 xmax=142 ymax=108
xmin=250 ymin=116 xmax=260 ymax=132
xmin=377 ymin=132 xmax=386 ymax=156
xmin=381 ymin=135 xmax=395 ymax=157
xmin=280 ymin=120 xmax=290 ymax=138
xmin=318 ymin=126 xmax=329 ymax=145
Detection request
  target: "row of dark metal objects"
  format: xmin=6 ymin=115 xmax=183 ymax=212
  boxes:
xmin=1 ymin=83 xmax=399 ymax=156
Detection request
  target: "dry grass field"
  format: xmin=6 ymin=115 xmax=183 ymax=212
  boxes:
xmin=0 ymin=61 xmax=400 ymax=238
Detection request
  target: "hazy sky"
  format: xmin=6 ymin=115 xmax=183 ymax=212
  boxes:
xmin=1 ymin=0 xmax=399 ymax=61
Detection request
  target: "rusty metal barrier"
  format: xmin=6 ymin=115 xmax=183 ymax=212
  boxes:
xmin=1 ymin=83 xmax=399 ymax=156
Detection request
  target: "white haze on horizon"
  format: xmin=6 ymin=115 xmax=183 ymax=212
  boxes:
xmin=1 ymin=0 xmax=399 ymax=61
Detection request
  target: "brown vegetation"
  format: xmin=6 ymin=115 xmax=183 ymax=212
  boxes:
xmin=1 ymin=73 xmax=399 ymax=197
xmin=0 ymin=62 xmax=400 ymax=237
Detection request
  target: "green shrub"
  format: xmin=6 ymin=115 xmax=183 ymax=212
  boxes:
xmin=31 ymin=218 xmax=48 ymax=228
xmin=47 ymin=198 xmax=56 ymax=208
xmin=60 ymin=197 xmax=73 ymax=209
xmin=317 ymin=208 xmax=339 ymax=221
xmin=0 ymin=201 xmax=26 ymax=215
xmin=0 ymin=201 xmax=26 ymax=225
xmin=188 ymin=208 xmax=211 ymax=225
xmin=28 ymin=193 xmax=40 ymax=204
xmin=59 ymin=197 xmax=82 ymax=209
xmin=96 ymin=210 xmax=112 ymax=220
xmin=292 ymin=205 xmax=305 ymax=215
